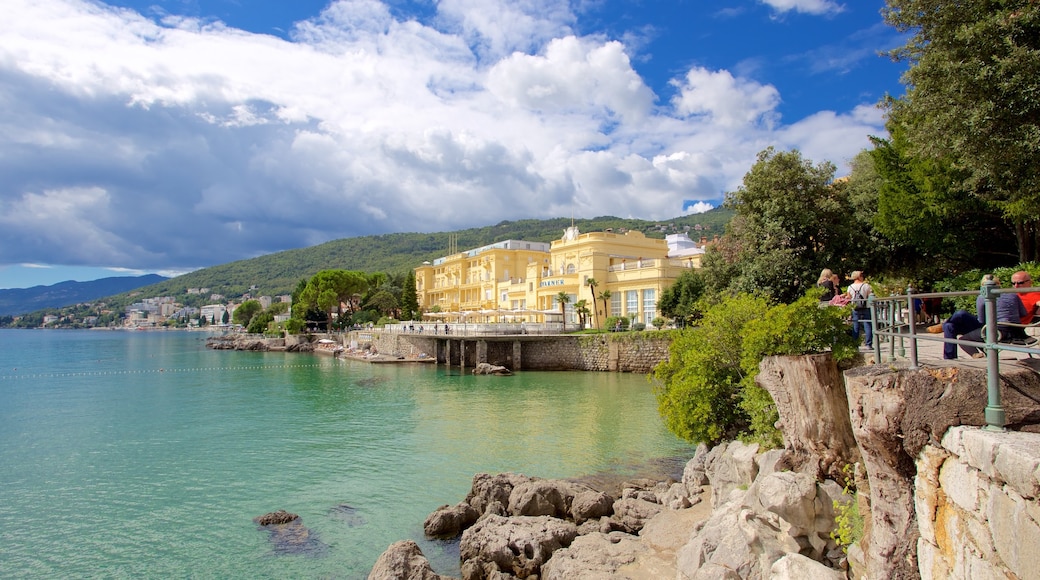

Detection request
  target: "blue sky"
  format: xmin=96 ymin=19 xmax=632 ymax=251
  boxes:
xmin=0 ymin=0 xmax=906 ymax=289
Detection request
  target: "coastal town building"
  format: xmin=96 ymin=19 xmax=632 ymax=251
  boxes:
xmin=414 ymin=227 xmax=707 ymax=327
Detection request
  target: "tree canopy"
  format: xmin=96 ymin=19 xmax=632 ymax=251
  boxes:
xmin=883 ymin=0 xmax=1040 ymax=261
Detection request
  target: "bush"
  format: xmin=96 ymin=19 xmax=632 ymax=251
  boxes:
xmin=653 ymin=291 xmax=857 ymax=447
xmin=605 ymin=316 xmax=629 ymax=331
xmin=632 ymin=322 xmax=646 ymax=331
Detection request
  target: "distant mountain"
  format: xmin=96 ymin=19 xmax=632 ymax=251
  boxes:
xmin=0 ymin=274 xmax=169 ymax=316
xmin=9 ymin=210 xmax=732 ymax=317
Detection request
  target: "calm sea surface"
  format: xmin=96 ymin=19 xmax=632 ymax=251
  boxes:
xmin=0 ymin=329 xmax=692 ymax=579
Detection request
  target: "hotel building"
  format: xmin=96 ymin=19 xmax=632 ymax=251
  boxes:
xmin=414 ymin=227 xmax=706 ymax=328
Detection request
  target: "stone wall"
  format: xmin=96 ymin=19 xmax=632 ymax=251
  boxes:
xmin=915 ymin=426 xmax=1040 ymax=579
xmin=351 ymin=331 xmax=671 ymax=372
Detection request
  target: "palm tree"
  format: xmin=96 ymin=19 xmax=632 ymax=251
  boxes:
xmin=598 ymin=289 xmax=612 ymax=328
xmin=575 ymin=299 xmax=591 ymax=330
xmin=585 ymin=278 xmax=599 ymax=329
xmin=555 ymin=290 xmax=571 ymax=330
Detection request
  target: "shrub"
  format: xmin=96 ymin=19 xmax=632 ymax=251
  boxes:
xmin=605 ymin=316 xmax=629 ymax=331
xmin=653 ymin=291 xmax=857 ymax=447
xmin=831 ymin=463 xmax=864 ymax=553
xmin=632 ymin=322 xmax=646 ymax=331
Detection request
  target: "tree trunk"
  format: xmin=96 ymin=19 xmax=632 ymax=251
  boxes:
xmin=755 ymin=353 xmax=861 ymax=484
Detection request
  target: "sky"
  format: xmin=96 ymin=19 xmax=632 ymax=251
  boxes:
xmin=0 ymin=0 xmax=907 ymax=289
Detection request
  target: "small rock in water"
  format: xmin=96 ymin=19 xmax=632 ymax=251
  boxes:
xmin=254 ymin=510 xmax=299 ymax=526
xmin=328 ymin=504 xmax=367 ymax=527
xmin=254 ymin=510 xmax=328 ymax=556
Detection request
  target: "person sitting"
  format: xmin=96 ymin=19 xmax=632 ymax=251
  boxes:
xmin=1012 ymin=270 xmax=1040 ymax=323
xmin=817 ymin=268 xmax=836 ymax=302
xmin=929 ymin=274 xmax=1027 ymax=359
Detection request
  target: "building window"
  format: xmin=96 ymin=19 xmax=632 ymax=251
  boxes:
xmin=611 ymin=292 xmax=622 ymax=317
xmin=566 ymin=263 xmax=576 ymax=274
xmin=642 ymin=289 xmax=656 ymax=325
xmin=626 ymin=290 xmax=638 ymax=316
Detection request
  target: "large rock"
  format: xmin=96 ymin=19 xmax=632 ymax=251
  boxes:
xmin=473 ymin=363 xmax=512 ymax=375
xmin=569 ymin=488 xmax=614 ymax=524
xmin=540 ymin=532 xmax=647 ymax=579
xmin=608 ymin=498 xmax=663 ymax=534
xmin=424 ymin=502 xmax=481 ymax=538
xmin=466 ymin=473 xmax=534 ymax=516
xmin=508 ymin=480 xmax=570 ymax=518
xmin=459 ymin=514 xmax=578 ymax=579
xmin=704 ymin=440 xmax=760 ymax=508
xmin=770 ymin=552 xmax=846 ymax=580
xmin=368 ymin=540 xmax=453 ymax=580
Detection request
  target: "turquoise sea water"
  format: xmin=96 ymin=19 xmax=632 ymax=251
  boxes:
xmin=0 ymin=329 xmax=692 ymax=579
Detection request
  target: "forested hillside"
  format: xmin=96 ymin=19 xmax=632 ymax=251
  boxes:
xmin=102 ymin=210 xmax=732 ymax=311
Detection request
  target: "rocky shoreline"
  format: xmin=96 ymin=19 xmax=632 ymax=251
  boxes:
xmin=369 ymin=440 xmax=851 ymax=579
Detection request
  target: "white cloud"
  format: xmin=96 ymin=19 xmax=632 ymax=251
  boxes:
xmin=685 ymin=201 xmax=715 ymax=214
xmin=760 ymin=0 xmax=845 ymax=16
xmin=0 ymin=0 xmax=887 ymax=273
xmin=670 ymin=68 xmax=781 ymax=129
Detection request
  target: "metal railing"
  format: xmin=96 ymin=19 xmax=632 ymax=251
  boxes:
xmin=869 ymin=280 xmax=1040 ymax=431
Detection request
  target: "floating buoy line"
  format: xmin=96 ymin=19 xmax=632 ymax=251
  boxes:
xmin=0 ymin=363 xmax=330 ymax=380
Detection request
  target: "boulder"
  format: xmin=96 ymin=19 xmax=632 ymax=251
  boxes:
xmin=704 ymin=441 xmax=760 ymax=508
xmin=466 ymin=473 xmax=534 ymax=515
xmin=770 ymin=552 xmax=846 ymax=580
xmin=608 ymin=497 xmax=662 ymax=534
xmin=508 ymin=479 xmax=570 ymax=518
xmin=254 ymin=510 xmax=299 ymax=525
xmin=459 ymin=514 xmax=578 ymax=579
xmin=368 ymin=540 xmax=453 ymax=580
xmin=570 ymin=488 xmax=614 ymax=524
xmin=681 ymin=443 xmax=710 ymax=489
xmin=424 ymin=502 xmax=481 ymax=538
xmin=540 ymin=532 xmax=647 ymax=579
xmin=473 ymin=363 xmax=512 ymax=375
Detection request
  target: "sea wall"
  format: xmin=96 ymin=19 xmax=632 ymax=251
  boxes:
xmin=843 ymin=362 xmax=1040 ymax=579
xmin=354 ymin=331 xmax=671 ymax=373
xmin=915 ymin=426 xmax=1040 ymax=579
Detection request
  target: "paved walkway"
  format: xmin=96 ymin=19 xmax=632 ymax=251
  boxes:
xmin=867 ymin=331 xmax=1040 ymax=372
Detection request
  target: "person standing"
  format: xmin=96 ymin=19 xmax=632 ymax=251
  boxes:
xmin=817 ymin=269 xmax=836 ymax=302
xmin=847 ymin=271 xmax=873 ymax=348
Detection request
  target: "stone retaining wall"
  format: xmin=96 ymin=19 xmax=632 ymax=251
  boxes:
xmin=915 ymin=426 xmax=1040 ymax=579
xmin=350 ymin=331 xmax=671 ymax=373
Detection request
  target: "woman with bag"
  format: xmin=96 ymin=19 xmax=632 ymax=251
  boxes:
xmin=847 ymin=271 xmax=873 ymax=348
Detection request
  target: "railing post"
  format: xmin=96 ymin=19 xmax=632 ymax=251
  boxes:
xmin=981 ymin=280 xmax=1006 ymax=430
xmin=907 ymin=285 xmax=919 ymax=369
xmin=870 ymin=295 xmax=881 ymax=362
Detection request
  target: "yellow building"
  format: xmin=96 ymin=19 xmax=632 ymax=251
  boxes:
xmin=415 ymin=227 xmax=705 ymax=328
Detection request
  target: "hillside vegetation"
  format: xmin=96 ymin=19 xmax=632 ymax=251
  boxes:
xmin=97 ymin=211 xmax=732 ymax=312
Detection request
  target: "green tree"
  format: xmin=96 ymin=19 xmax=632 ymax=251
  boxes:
xmin=574 ymin=299 xmax=591 ymax=329
xmin=221 ymin=310 xmax=230 ymax=325
xmin=555 ymin=291 xmax=571 ymax=327
xmin=597 ymin=289 xmax=612 ymax=326
xmin=233 ymin=299 xmax=262 ymax=327
xmin=658 ymin=269 xmax=707 ymax=327
xmin=653 ymin=294 xmax=766 ymax=445
xmin=653 ymin=292 xmax=858 ymax=446
xmin=364 ymin=290 xmax=400 ymax=318
xmin=401 ymin=270 xmax=420 ymax=320
xmin=296 ymin=270 xmax=371 ymax=330
xmin=714 ymin=147 xmax=854 ymax=303
xmin=585 ymin=278 xmax=599 ymax=329
xmin=867 ymin=125 xmax=1018 ymax=275
xmin=246 ymin=311 xmax=274 ymax=334
xmin=883 ymin=0 xmax=1040 ymax=261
